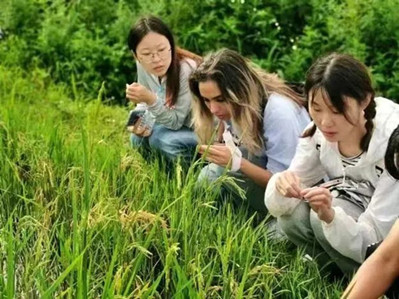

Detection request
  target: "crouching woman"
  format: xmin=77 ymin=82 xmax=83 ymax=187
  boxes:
xmin=189 ymin=48 xmax=310 ymax=213
xmin=265 ymin=53 xmax=399 ymax=276
xmin=126 ymin=16 xmax=201 ymax=163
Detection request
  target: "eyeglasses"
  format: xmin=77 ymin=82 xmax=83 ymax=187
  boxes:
xmin=138 ymin=48 xmax=171 ymax=63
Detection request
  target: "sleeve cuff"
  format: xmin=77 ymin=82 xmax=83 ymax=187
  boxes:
xmin=147 ymin=95 xmax=162 ymax=113
xmin=264 ymin=173 xmax=303 ymax=217
xmin=321 ymin=206 xmax=340 ymax=229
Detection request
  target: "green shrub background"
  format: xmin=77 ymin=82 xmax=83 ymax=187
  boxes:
xmin=1 ymin=0 xmax=398 ymax=297
xmin=1 ymin=0 xmax=398 ymax=103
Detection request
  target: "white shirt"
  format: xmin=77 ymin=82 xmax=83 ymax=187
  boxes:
xmin=265 ymin=97 xmax=399 ymax=262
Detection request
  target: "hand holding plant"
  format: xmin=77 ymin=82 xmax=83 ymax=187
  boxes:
xmin=275 ymin=171 xmax=302 ymax=198
xmin=301 ymin=187 xmax=335 ymax=223
xmin=198 ymin=144 xmax=233 ymax=168
xmin=126 ymin=82 xmax=156 ymax=105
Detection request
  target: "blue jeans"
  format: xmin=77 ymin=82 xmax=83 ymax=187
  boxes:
xmin=130 ymin=124 xmax=198 ymax=163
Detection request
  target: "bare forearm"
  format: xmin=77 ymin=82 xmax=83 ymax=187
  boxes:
xmin=240 ymin=158 xmax=272 ymax=187
xmin=344 ymin=256 xmax=397 ymax=298
xmin=344 ymin=220 xmax=399 ymax=298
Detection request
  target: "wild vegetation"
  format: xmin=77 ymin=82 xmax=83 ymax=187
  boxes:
xmin=0 ymin=65 xmax=344 ymax=297
xmin=1 ymin=0 xmax=398 ymax=103
xmin=1 ymin=0 xmax=398 ymax=297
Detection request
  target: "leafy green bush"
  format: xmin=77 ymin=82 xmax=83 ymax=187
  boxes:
xmin=1 ymin=0 xmax=398 ymax=102
xmin=279 ymin=0 xmax=399 ymax=100
xmin=0 ymin=0 xmax=137 ymax=103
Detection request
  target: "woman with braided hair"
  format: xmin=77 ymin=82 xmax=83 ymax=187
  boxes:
xmin=265 ymin=53 xmax=399 ymax=276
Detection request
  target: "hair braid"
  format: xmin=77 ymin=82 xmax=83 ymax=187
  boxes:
xmin=360 ymin=99 xmax=376 ymax=151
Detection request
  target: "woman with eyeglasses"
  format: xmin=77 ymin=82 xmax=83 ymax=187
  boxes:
xmin=126 ymin=16 xmax=201 ymax=164
xmin=189 ymin=48 xmax=310 ymax=213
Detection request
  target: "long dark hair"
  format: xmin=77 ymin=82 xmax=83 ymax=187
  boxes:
xmin=303 ymin=53 xmax=376 ymax=151
xmin=127 ymin=16 xmax=201 ymax=105
xmin=385 ymin=125 xmax=399 ymax=180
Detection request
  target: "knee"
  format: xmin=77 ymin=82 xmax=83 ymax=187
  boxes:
xmin=149 ymin=129 xmax=195 ymax=159
xmin=149 ymin=134 xmax=177 ymax=160
xmin=277 ymin=215 xmax=297 ymax=240
xmin=309 ymin=209 xmax=326 ymax=239
xmin=277 ymin=202 xmax=310 ymax=240
xmin=197 ymin=163 xmax=224 ymax=185
xmin=150 ymin=126 xmax=197 ymax=148
xmin=148 ymin=130 xmax=164 ymax=150
xmin=149 ymin=134 xmax=178 ymax=150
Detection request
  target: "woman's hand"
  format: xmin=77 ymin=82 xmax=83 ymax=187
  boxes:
xmin=126 ymin=83 xmax=156 ymax=105
xmin=127 ymin=125 xmax=145 ymax=136
xmin=275 ymin=171 xmax=302 ymax=198
xmin=198 ymin=144 xmax=233 ymax=168
xmin=301 ymin=187 xmax=335 ymax=223
xmin=127 ymin=118 xmax=149 ymax=137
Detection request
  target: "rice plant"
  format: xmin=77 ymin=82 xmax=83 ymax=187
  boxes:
xmin=0 ymin=65 xmax=344 ymax=298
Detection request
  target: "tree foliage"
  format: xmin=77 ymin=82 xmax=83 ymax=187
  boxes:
xmin=0 ymin=0 xmax=398 ymax=103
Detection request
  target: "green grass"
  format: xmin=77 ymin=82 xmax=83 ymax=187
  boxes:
xmin=0 ymin=65 xmax=344 ymax=298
